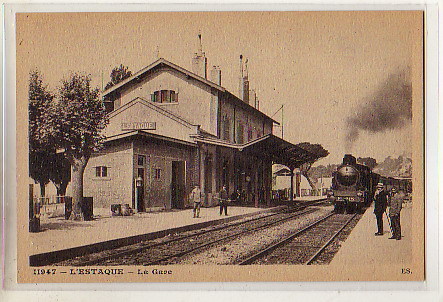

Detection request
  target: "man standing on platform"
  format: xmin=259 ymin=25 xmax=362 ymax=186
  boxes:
xmin=218 ymin=185 xmax=229 ymax=216
xmin=189 ymin=185 xmax=202 ymax=218
xmin=388 ymin=187 xmax=404 ymax=240
xmin=373 ymin=183 xmax=389 ymax=236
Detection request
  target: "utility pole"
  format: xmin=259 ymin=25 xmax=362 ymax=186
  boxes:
xmin=281 ymin=104 xmax=284 ymax=139
xmin=272 ymin=104 xmax=284 ymax=139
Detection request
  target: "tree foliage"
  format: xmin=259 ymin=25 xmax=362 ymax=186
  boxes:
xmin=28 ymin=70 xmax=55 ymax=196
xmin=52 ymin=73 xmax=109 ymax=160
xmin=53 ymin=73 xmax=108 ymax=219
xmin=295 ymin=142 xmax=329 ymax=189
xmin=33 ymin=72 xmax=108 ymax=219
xmin=357 ymin=157 xmax=378 ymax=169
xmin=296 ymin=142 xmax=329 ymax=159
xmin=373 ymin=155 xmax=412 ymax=178
xmin=104 ymin=64 xmax=132 ymax=91
xmin=308 ymin=164 xmax=341 ymax=182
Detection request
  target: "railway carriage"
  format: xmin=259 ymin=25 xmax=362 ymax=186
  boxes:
xmin=379 ymin=176 xmax=412 ymax=194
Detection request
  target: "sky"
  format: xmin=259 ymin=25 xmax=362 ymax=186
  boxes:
xmin=16 ymin=11 xmax=423 ymax=166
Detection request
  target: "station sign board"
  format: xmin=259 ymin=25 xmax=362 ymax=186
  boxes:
xmin=121 ymin=122 xmax=156 ymax=131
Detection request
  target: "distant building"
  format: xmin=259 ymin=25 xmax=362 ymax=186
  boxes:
xmin=316 ymin=177 xmax=333 ymax=196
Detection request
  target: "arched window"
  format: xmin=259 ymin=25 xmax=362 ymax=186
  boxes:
xmin=151 ymin=90 xmax=178 ymax=103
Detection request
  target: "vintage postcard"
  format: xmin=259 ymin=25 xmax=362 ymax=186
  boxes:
xmin=15 ymin=11 xmax=424 ymax=283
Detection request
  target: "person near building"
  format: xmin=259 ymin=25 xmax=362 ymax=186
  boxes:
xmin=189 ymin=185 xmax=202 ymax=218
xmin=230 ymin=190 xmax=240 ymax=205
xmin=388 ymin=187 xmax=404 ymax=240
xmin=218 ymin=185 xmax=229 ymax=216
xmin=373 ymin=183 xmax=389 ymax=236
xmin=327 ymin=189 xmax=336 ymax=205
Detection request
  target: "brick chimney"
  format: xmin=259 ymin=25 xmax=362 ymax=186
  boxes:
xmin=192 ymin=34 xmax=207 ymax=79
xmin=238 ymin=55 xmax=250 ymax=104
xmin=210 ymin=66 xmax=222 ymax=85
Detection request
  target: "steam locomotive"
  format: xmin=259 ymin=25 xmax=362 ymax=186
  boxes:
xmin=332 ymin=154 xmax=379 ymax=213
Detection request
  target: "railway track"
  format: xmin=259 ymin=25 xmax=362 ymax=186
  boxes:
xmin=56 ymin=200 xmax=326 ymax=266
xmin=238 ymin=213 xmax=360 ymax=265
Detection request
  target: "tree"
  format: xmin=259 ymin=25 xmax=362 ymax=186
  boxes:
xmin=308 ymin=164 xmax=340 ymax=182
xmin=296 ymin=143 xmax=329 ymax=189
xmin=357 ymin=157 xmax=378 ymax=169
xmin=104 ymin=64 xmax=132 ymax=90
xmin=28 ymin=70 xmax=55 ymax=197
xmin=103 ymin=65 xmax=133 ymax=112
xmin=48 ymin=153 xmax=71 ymax=196
xmin=46 ymin=73 xmax=108 ymax=220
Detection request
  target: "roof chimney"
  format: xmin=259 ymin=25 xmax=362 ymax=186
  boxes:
xmin=250 ymin=89 xmax=258 ymax=109
xmin=192 ymin=33 xmax=207 ymax=79
xmin=210 ymin=66 xmax=222 ymax=85
xmin=239 ymin=55 xmax=250 ymax=104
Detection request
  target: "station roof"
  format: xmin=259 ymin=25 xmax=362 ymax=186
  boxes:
xmin=101 ymin=58 xmax=279 ymax=124
xmin=241 ymin=134 xmax=323 ymax=169
xmin=193 ymin=134 xmax=324 ymax=169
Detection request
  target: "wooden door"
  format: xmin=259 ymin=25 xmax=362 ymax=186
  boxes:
xmin=171 ymin=161 xmax=186 ymax=209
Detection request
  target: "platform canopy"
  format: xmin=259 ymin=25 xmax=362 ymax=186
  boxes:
xmin=240 ymin=134 xmax=325 ymax=169
xmin=193 ymin=134 xmax=327 ymax=170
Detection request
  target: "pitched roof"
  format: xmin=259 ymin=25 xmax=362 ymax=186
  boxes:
xmin=102 ymin=58 xmax=278 ymax=124
xmin=102 ymin=58 xmax=225 ymax=96
xmin=108 ymin=96 xmax=197 ymax=129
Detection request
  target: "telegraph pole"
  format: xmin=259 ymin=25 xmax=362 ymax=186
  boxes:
xmin=281 ymin=104 xmax=284 ymax=139
xmin=272 ymin=104 xmax=284 ymax=139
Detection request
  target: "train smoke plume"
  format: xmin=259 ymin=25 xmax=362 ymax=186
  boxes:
xmin=345 ymin=68 xmax=412 ymax=151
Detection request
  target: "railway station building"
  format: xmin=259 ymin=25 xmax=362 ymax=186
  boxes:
xmin=79 ymin=49 xmax=321 ymax=212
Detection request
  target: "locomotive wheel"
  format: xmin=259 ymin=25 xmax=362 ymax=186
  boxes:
xmin=346 ymin=203 xmax=357 ymax=214
xmin=334 ymin=203 xmax=345 ymax=214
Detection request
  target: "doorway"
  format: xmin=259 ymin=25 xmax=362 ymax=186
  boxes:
xmin=171 ymin=161 xmax=186 ymax=209
xmin=136 ymin=167 xmax=145 ymax=212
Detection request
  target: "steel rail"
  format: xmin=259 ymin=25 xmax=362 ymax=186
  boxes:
xmin=135 ymin=208 xmax=320 ymax=266
xmin=304 ymin=213 xmax=357 ymax=265
xmin=238 ymin=212 xmax=336 ymax=265
xmin=72 ymin=200 xmax=324 ymax=266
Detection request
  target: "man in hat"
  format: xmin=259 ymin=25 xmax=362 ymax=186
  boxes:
xmin=218 ymin=185 xmax=229 ymax=216
xmin=388 ymin=187 xmax=404 ymax=240
xmin=189 ymin=185 xmax=203 ymax=218
xmin=373 ymin=183 xmax=389 ymax=236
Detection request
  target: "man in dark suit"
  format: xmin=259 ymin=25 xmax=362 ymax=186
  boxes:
xmin=374 ymin=183 xmax=389 ymax=236
xmin=388 ymin=187 xmax=404 ymax=240
xmin=218 ymin=185 xmax=229 ymax=216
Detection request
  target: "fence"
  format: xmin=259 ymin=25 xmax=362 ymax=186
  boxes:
xmin=34 ymin=195 xmax=68 ymax=205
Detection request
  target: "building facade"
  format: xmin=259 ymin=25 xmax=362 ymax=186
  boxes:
xmin=83 ymin=50 xmax=281 ymax=212
xmin=32 ymin=48 xmax=319 ymax=213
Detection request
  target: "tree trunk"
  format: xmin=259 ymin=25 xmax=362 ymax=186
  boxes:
xmin=302 ymin=172 xmax=316 ymax=190
xmin=69 ymin=155 xmax=88 ymax=221
xmin=290 ymin=169 xmax=294 ymax=202
xmin=39 ymin=182 xmax=46 ymax=197
xmin=54 ymin=181 xmax=69 ymax=196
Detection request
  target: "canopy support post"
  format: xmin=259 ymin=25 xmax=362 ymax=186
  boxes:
xmin=289 ymin=166 xmax=295 ymax=202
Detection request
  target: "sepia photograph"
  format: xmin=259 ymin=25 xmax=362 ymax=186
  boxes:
xmin=14 ymin=10 xmax=424 ymax=283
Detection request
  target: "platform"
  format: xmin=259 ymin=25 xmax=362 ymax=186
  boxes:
xmin=331 ymin=200 xmax=413 ymax=266
xmin=29 ymin=205 xmax=284 ymax=257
